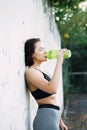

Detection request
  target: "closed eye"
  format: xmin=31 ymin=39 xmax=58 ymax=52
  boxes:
xmin=39 ymin=47 xmax=46 ymax=51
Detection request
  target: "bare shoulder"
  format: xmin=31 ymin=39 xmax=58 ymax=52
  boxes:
xmin=25 ymin=67 xmax=43 ymax=82
xmin=25 ymin=67 xmax=52 ymax=93
xmin=25 ymin=66 xmax=32 ymax=75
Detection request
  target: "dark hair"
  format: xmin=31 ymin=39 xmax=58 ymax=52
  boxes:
xmin=24 ymin=38 xmax=41 ymax=67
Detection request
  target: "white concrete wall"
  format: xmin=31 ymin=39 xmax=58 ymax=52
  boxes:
xmin=0 ymin=0 xmax=63 ymax=130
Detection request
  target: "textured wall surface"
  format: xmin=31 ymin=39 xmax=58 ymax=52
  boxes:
xmin=0 ymin=0 xmax=63 ymax=130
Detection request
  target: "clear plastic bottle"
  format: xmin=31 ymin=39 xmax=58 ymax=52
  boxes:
xmin=45 ymin=49 xmax=71 ymax=59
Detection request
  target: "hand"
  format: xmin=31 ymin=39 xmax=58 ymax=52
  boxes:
xmin=57 ymin=48 xmax=67 ymax=63
xmin=57 ymin=48 xmax=68 ymax=57
xmin=59 ymin=118 xmax=68 ymax=130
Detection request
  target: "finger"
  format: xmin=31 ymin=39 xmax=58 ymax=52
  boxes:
xmin=58 ymin=48 xmax=67 ymax=53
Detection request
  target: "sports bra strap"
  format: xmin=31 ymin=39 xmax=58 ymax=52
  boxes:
xmin=31 ymin=67 xmax=44 ymax=73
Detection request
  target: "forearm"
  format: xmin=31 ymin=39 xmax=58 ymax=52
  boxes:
xmin=48 ymin=57 xmax=63 ymax=93
xmin=48 ymin=49 xmax=67 ymax=93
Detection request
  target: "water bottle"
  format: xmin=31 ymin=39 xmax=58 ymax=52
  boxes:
xmin=45 ymin=49 xmax=71 ymax=59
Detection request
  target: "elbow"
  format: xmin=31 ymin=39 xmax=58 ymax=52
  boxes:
xmin=51 ymin=89 xmax=57 ymax=94
xmin=48 ymin=83 xmax=59 ymax=94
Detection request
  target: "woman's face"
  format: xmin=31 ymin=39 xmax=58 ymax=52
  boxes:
xmin=32 ymin=41 xmax=47 ymax=62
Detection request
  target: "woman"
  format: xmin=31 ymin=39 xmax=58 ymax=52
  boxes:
xmin=24 ymin=38 xmax=68 ymax=130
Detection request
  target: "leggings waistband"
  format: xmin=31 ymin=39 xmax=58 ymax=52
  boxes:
xmin=38 ymin=104 xmax=60 ymax=110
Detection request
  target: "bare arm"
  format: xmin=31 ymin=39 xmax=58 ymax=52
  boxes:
xmin=25 ymin=49 xmax=67 ymax=94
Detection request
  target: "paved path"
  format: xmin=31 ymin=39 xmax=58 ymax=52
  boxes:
xmin=63 ymin=94 xmax=87 ymax=130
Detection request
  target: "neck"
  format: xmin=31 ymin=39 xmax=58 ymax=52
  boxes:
xmin=31 ymin=63 xmax=41 ymax=69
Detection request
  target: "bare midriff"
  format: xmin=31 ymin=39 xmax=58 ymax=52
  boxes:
xmin=36 ymin=94 xmax=59 ymax=106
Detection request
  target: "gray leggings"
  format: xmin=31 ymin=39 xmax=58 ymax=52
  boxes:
xmin=33 ymin=104 xmax=61 ymax=130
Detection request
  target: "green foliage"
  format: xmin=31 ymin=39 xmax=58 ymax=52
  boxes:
xmin=58 ymin=10 xmax=87 ymax=41
xmin=69 ymin=41 xmax=87 ymax=93
xmin=47 ymin=0 xmax=87 ymax=99
xmin=48 ymin=0 xmax=86 ymax=7
xmin=70 ymin=42 xmax=87 ymax=72
xmin=63 ymin=60 xmax=73 ymax=99
xmin=48 ymin=0 xmax=87 ymax=23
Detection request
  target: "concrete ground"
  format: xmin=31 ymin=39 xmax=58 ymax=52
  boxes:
xmin=63 ymin=94 xmax=87 ymax=130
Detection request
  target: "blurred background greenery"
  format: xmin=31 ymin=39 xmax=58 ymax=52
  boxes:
xmin=47 ymin=0 xmax=87 ymax=103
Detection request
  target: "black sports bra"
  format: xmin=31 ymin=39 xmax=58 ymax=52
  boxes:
xmin=31 ymin=68 xmax=52 ymax=99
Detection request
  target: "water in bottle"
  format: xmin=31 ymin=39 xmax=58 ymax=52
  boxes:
xmin=45 ymin=49 xmax=71 ymax=59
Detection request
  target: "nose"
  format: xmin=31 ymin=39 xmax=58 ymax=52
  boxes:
xmin=43 ymin=47 xmax=46 ymax=52
xmin=44 ymin=50 xmax=47 ymax=55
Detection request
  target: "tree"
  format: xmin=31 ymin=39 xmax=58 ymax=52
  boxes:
xmin=47 ymin=0 xmax=87 ymax=98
